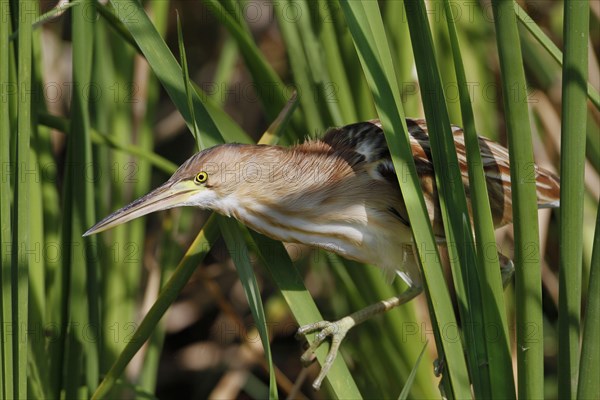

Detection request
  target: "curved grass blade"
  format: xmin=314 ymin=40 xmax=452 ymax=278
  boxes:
xmin=514 ymin=3 xmax=599 ymax=111
xmin=94 ymin=2 xmax=141 ymax=54
xmin=259 ymin=91 xmax=299 ymax=145
xmin=176 ymin=12 xmax=202 ymax=151
xmin=249 ymin=231 xmax=361 ymax=397
xmin=33 ymin=0 xmax=81 ymax=30
xmin=37 ymin=112 xmax=178 ymax=175
xmin=178 ymin=9 xmax=280 ymax=397
xmin=92 ymin=177 xmax=360 ymax=399
xmin=218 ymin=218 xmax=278 ymax=400
xmin=398 ymin=341 xmax=428 ymax=400
xmin=91 ymin=215 xmax=219 ymax=399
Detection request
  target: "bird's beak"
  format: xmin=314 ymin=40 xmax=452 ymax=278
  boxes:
xmin=83 ymin=180 xmax=199 ymax=236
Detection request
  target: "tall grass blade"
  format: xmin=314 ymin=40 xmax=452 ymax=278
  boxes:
xmin=28 ymin=5 xmax=55 ymax=396
xmin=558 ymin=1 xmax=589 ymax=398
xmin=61 ymin=0 xmax=101 ymax=396
xmin=12 ymin=1 xmax=34 ymax=397
xmin=255 ymin=91 xmax=359 ymax=397
xmin=137 ymin=220 xmax=178 ymax=393
xmin=578 ymin=208 xmax=600 ymax=399
xmin=206 ymin=35 xmax=238 ymax=107
xmin=0 ymin=1 xmax=14 ymax=397
xmin=491 ymin=1 xmax=544 ymax=398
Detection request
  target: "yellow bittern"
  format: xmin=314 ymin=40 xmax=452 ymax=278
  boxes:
xmin=85 ymin=119 xmax=560 ymax=389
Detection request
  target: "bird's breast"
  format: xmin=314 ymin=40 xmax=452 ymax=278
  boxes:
xmin=216 ymin=194 xmax=418 ymax=284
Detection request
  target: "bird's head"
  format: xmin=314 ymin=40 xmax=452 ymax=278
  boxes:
xmin=84 ymin=144 xmax=248 ymax=236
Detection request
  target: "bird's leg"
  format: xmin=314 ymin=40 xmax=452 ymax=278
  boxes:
xmin=296 ymin=285 xmax=423 ymax=390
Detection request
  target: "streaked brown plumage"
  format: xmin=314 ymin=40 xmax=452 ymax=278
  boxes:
xmin=85 ymin=118 xmax=560 ymax=389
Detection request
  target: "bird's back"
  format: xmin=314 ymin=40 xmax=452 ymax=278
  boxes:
xmin=318 ymin=119 xmax=560 ymax=236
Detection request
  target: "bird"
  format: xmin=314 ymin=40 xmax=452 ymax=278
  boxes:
xmin=84 ymin=118 xmax=560 ymax=390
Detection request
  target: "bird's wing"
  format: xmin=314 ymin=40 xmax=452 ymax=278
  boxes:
xmin=323 ymin=118 xmax=559 ymax=232
xmin=323 ymin=119 xmax=540 ymax=236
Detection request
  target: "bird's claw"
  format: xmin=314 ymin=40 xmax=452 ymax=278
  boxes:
xmin=434 ymin=356 xmax=445 ymax=377
xmin=296 ymin=317 xmax=353 ymax=390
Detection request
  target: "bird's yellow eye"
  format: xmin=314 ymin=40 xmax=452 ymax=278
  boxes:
xmin=194 ymin=171 xmax=208 ymax=184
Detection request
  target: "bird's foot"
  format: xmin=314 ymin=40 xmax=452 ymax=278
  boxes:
xmin=295 ymin=288 xmax=422 ymax=390
xmin=296 ymin=316 xmax=356 ymax=390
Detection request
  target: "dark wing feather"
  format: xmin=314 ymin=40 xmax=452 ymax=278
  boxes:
xmin=322 ymin=120 xmax=426 ymax=229
xmin=322 ymin=120 xmax=391 ymax=166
